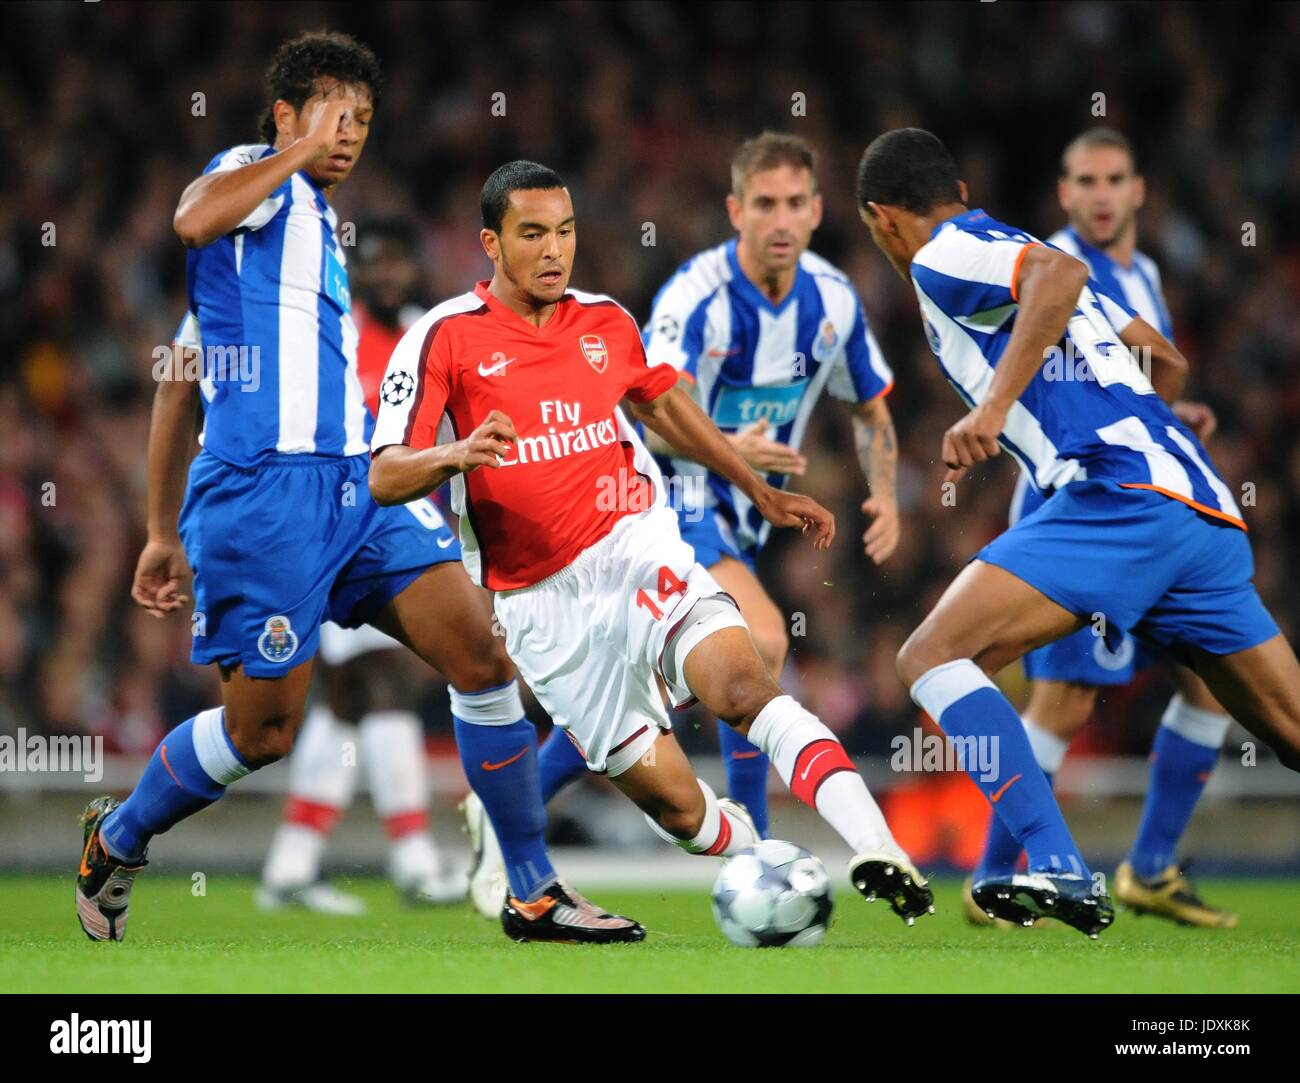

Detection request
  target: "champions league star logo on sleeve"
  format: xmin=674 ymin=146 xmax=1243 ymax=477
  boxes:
xmin=380 ymin=370 xmax=415 ymax=406
xmin=257 ymin=615 xmax=299 ymax=663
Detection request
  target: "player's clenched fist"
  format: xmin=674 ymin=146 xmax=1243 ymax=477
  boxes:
xmin=754 ymin=486 xmax=835 ymax=550
xmin=453 ymin=410 xmax=518 ymax=472
xmin=1171 ymin=400 xmax=1218 ymax=442
xmin=942 ymin=401 xmax=1005 ymax=483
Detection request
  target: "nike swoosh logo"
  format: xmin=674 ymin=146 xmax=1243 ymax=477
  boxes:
xmin=990 ymin=772 xmax=1023 ymax=803
xmin=731 ymin=750 xmax=762 ymax=760
xmin=477 ymin=357 xmax=516 ymax=377
xmin=436 ymin=535 xmax=456 ymax=548
xmin=159 ymin=744 xmax=188 ymax=791
xmin=799 ymin=747 xmax=832 ymax=781
xmin=481 ymin=747 xmax=528 ymax=772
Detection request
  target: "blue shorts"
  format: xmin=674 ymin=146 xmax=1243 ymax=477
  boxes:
xmin=677 ymin=507 xmax=757 ymax=572
xmin=1021 ymin=625 xmax=1156 ymax=686
xmin=179 ymin=451 xmax=461 ymax=677
xmin=978 ymin=478 xmax=1278 ymax=668
xmin=1011 ymin=474 xmax=1154 ymax=685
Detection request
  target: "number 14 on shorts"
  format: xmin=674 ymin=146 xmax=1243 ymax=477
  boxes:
xmin=634 ymin=566 xmax=689 ymax=620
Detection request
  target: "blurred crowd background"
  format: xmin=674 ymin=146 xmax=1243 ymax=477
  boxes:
xmin=1 ymin=0 xmax=1297 ymax=782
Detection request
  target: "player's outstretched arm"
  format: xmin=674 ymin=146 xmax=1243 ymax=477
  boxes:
xmin=173 ymin=98 xmax=356 ymax=247
xmin=640 ymin=379 xmax=807 ymax=475
xmin=1117 ymin=315 xmax=1189 ymax=403
xmin=941 ymin=245 xmax=1088 ymax=480
xmin=852 ymin=396 xmax=899 ymax=564
xmin=132 ymin=344 xmax=200 ymax=618
xmin=369 ymin=411 xmax=517 ymax=506
xmin=628 ymin=385 xmax=834 ymax=549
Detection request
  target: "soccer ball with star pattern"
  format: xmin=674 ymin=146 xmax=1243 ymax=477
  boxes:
xmin=711 ymin=839 xmax=833 ymax=947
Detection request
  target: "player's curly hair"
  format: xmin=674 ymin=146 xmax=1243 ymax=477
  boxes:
xmin=257 ymin=30 xmax=383 ymax=145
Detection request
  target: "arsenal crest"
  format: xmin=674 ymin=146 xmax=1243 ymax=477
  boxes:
xmin=579 ymin=334 xmax=608 ymax=374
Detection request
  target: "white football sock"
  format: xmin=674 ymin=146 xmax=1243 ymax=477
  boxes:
xmin=1022 ymin=716 xmax=1070 ymax=774
xmin=360 ymin=711 xmax=443 ymax=883
xmin=644 ymin=777 xmax=760 ymax=855
xmin=261 ymin=705 xmax=358 ymax=889
xmin=1160 ymin=693 xmax=1232 ymax=748
xmin=747 ymin=694 xmax=901 ymax=858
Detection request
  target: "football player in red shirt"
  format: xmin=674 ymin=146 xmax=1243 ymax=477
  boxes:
xmin=371 ymin=161 xmax=934 ymax=930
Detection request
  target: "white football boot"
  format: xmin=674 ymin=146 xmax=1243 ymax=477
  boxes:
xmin=460 ymin=790 xmax=509 ymax=919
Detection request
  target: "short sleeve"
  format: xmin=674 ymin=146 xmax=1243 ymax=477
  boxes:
xmin=622 ymin=316 xmax=681 ymax=403
xmin=372 ymin=315 xmax=453 ymax=452
xmin=173 ymin=311 xmax=201 ymax=350
xmin=201 ymin=145 xmax=282 ymax=233
xmin=827 ymin=300 xmax=894 ymax=404
xmin=643 ymin=287 xmax=709 ymax=382
xmin=911 ymin=230 xmax=1039 ymax=316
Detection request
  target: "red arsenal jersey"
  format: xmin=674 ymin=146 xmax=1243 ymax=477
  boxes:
xmin=371 ymin=281 xmax=679 ymax=589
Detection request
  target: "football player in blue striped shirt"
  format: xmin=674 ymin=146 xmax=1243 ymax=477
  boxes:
xmin=75 ymin=31 xmax=640 ymax=945
xmin=856 ymin=128 xmax=1300 ymax=937
xmin=969 ymin=129 xmax=1238 ymax=929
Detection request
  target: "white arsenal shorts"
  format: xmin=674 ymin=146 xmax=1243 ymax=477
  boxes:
xmin=493 ymin=505 xmax=748 ymax=776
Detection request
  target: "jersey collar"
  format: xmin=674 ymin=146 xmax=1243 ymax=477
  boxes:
xmin=929 ymin=207 xmax=991 ymax=240
xmin=726 ymin=237 xmax=803 ymax=316
xmin=473 ymin=280 xmax=568 ymax=334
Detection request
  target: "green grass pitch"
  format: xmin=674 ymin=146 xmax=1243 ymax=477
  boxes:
xmin=4 ymin=875 xmax=1299 ymax=993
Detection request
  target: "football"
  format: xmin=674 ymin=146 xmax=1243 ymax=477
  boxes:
xmin=711 ymin=839 xmax=833 ymax=947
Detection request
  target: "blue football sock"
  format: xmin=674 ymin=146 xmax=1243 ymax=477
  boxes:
xmin=717 ymin=719 xmax=770 ymax=837
xmin=451 ymin=683 xmax=556 ymax=902
xmin=1128 ymin=695 xmax=1226 ymax=878
xmin=537 ymin=726 xmax=589 ymax=804
xmin=100 ymin=708 xmax=249 ymax=864
xmin=976 ymin=769 xmax=1053 ymax=880
xmin=912 ymin=660 xmax=1087 ymax=878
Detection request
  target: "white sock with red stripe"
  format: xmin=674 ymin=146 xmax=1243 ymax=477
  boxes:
xmin=262 ymin=705 xmax=358 ymax=889
xmin=644 ymin=777 xmax=760 ymax=855
xmin=361 ymin=710 xmax=442 ymax=885
xmin=747 ymin=694 xmax=902 ymax=857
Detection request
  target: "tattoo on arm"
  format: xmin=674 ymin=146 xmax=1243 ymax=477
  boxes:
xmin=854 ymin=411 xmax=897 ymax=498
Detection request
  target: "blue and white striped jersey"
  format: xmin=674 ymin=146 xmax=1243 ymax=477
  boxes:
xmin=643 ymin=238 xmax=894 ymax=552
xmin=1048 ymin=227 xmax=1173 ymax=341
xmin=914 ymin=209 xmax=1242 ymax=528
xmin=184 ymin=144 xmax=369 ymax=467
xmin=1011 ymin=226 xmax=1177 ymax=524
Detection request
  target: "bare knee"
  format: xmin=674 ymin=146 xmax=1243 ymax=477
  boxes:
xmin=896 ymin=626 xmax=955 ymax=690
xmin=710 ymin=671 xmax=781 ymax=728
xmin=444 ymin=635 xmax=515 ymax=693
xmin=1028 ymin=682 xmax=1098 ymax=738
xmin=226 ymin=708 xmax=304 ymax=768
xmin=751 ymin=624 xmax=789 ymax=676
